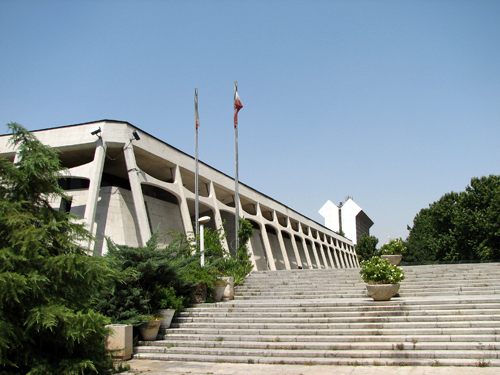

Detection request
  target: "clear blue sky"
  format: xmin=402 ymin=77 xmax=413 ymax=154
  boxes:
xmin=1 ymin=0 xmax=499 ymax=245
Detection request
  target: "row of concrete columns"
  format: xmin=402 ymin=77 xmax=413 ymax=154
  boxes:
xmin=79 ymin=139 xmax=358 ymax=269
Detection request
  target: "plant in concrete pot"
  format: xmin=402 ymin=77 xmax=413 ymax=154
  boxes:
xmin=379 ymin=237 xmax=407 ymax=266
xmin=153 ymin=286 xmax=188 ymax=328
xmin=359 ymin=257 xmax=405 ymax=301
xmin=136 ymin=314 xmax=163 ymax=341
xmin=213 ymin=278 xmax=230 ymax=302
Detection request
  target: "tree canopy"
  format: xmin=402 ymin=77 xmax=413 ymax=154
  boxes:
xmin=406 ymin=175 xmax=500 ymax=263
xmin=0 ymin=123 xmax=116 ymax=374
xmin=355 ymin=233 xmax=379 ymax=261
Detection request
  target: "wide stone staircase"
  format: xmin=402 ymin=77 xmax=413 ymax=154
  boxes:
xmin=134 ymin=263 xmax=500 ymax=366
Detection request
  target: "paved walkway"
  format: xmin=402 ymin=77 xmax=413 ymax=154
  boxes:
xmin=122 ymin=359 xmax=499 ymax=375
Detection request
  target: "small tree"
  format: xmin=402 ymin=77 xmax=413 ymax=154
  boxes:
xmin=0 ymin=124 xmax=116 ymax=374
xmin=355 ymin=233 xmax=379 ymax=261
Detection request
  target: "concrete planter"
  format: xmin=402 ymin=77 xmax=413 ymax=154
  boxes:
xmin=138 ymin=319 xmax=161 ymax=341
xmin=105 ymin=324 xmax=133 ymax=360
xmin=158 ymin=309 xmax=175 ymax=329
xmin=381 ymin=254 xmax=403 ymax=266
xmin=366 ymin=283 xmax=400 ymax=301
xmin=213 ymin=284 xmax=226 ymax=302
xmin=190 ymin=283 xmax=207 ymax=303
xmin=214 ymin=276 xmax=234 ymax=302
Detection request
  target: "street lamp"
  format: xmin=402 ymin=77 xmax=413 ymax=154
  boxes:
xmin=198 ymin=216 xmax=211 ymax=267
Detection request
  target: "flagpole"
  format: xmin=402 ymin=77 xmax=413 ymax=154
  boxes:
xmin=234 ymin=82 xmax=239 ymax=252
xmin=194 ymin=89 xmax=200 ymax=247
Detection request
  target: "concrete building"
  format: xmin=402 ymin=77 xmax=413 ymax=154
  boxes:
xmin=318 ymin=197 xmax=373 ymax=245
xmin=0 ymin=120 xmax=359 ymax=270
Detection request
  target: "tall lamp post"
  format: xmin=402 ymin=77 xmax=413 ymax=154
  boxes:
xmin=198 ymin=216 xmax=211 ymax=267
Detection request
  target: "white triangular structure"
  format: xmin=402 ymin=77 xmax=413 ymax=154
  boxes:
xmin=319 ymin=197 xmax=373 ymax=245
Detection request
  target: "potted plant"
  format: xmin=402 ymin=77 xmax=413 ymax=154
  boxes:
xmin=153 ymin=286 xmax=187 ymax=329
xmin=136 ymin=314 xmax=163 ymax=341
xmin=213 ymin=276 xmax=235 ymax=302
xmin=359 ymin=257 xmax=405 ymax=301
xmin=379 ymin=237 xmax=407 ymax=265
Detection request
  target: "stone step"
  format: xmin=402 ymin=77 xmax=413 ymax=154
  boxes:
xmin=134 ymin=263 xmax=500 ymax=367
xmin=174 ymin=314 xmax=500 ymax=325
xmin=183 ymin=296 xmax=500 ymax=310
xmin=171 ymin=318 xmax=500 ymax=334
xmin=235 ymin=285 xmax=500 ymax=295
xmin=178 ymin=308 xmax=500 ymax=319
xmin=159 ymin=333 xmax=499 ymax=343
xmin=163 ymin=326 xmax=500 ymax=337
xmin=131 ymin=352 xmax=500 ymax=367
xmin=138 ymin=339 xmax=500 ymax=351
xmin=133 ymin=347 xmax=500 ymax=362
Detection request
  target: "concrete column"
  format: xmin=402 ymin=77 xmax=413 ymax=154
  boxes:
xmin=303 ymin=227 xmax=320 ymax=269
xmin=317 ymin=243 xmax=329 ymax=269
xmin=326 ymin=246 xmax=336 ymax=269
xmin=275 ymin=214 xmax=291 ymax=270
xmin=209 ymin=181 xmax=229 ymax=253
xmin=297 ymin=233 xmax=313 ymax=269
xmin=337 ymin=248 xmax=346 ymax=268
xmin=242 ymin=219 xmax=258 ymax=270
xmin=13 ymin=151 xmax=21 ymax=164
xmin=256 ymin=204 xmax=276 ymax=271
xmin=347 ymin=247 xmax=355 ymax=268
xmin=123 ymin=144 xmax=151 ymax=246
xmin=331 ymin=245 xmax=341 ymax=268
xmin=84 ymin=137 xmax=107 ymax=239
xmin=173 ymin=165 xmax=194 ymax=236
xmin=289 ymin=231 xmax=303 ymax=269
xmin=346 ymin=253 xmax=353 ymax=268
xmin=353 ymin=252 xmax=360 ymax=267
xmin=309 ymin=236 xmax=322 ymax=269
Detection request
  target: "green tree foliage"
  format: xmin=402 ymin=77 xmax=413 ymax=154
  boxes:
xmin=96 ymin=218 xmax=254 ymax=324
xmin=0 ymin=124 xmax=115 ymax=374
xmin=406 ymin=175 xmax=500 ymax=262
xmin=95 ymin=232 xmax=192 ymax=325
xmin=355 ymin=233 xmax=379 ymax=261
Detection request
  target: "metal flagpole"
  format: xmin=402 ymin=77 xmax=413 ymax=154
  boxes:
xmin=233 ymin=82 xmax=243 ymax=252
xmin=195 ymin=89 xmax=200 ymax=247
xmin=234 ymin=83 xmax=239 ymax=251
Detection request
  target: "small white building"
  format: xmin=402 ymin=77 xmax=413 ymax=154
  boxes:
xmin=318 ymin=197 xmax=373 ymax=245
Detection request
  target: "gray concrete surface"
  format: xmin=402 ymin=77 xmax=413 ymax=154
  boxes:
xmin=121 ymin=359 xmax=500 ymax=375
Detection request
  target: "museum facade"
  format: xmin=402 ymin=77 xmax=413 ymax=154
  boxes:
xmin=0 ymin=120 xmax=359 ymax=271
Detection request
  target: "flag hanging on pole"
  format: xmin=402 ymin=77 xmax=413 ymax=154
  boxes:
xmin=195 ymin=89 xmax=200 ymax=129
xmin=234 ymin=86 xmax=243 ymax=128
xmin=234 ymin=81 xmax=242 ymax=252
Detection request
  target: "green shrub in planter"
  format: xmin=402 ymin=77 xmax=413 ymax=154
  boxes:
xmin=359 ymin=257 xmax=406 ymax=284
xmin=380 ymin=237 xmax=407 ymax=255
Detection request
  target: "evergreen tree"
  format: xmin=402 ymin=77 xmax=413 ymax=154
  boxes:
xmin=0 ymin=123 xmax=116 ymax=374
xmin=355 ymin=233 xmax=379 ymax=261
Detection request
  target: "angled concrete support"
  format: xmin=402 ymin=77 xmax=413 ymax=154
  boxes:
xmin=84 ymin=138 xmax=107 ymax=243
xmin=173 ymin=165 xmax=194 ymax=236
xmin=275 ymin=222 xmax=291 ymax=270
xmin=123 ymin=144 xmax=151 ymax=246
xmin=290 ymin=232 xmax=303 ymax=269
xmin=209 ymin=181 xmax=229 ymax=253
xmin=256 ymin=204 xmax=276 ymax=271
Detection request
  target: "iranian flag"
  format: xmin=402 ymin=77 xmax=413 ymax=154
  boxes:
xmin=195 ymin=89 xmax=200 ymax=129
xmin=234 ymin=90 xmax=243 ymax=128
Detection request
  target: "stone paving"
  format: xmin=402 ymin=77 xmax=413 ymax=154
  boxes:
xmin=122 ymin=359 xmax=500 ymax=375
